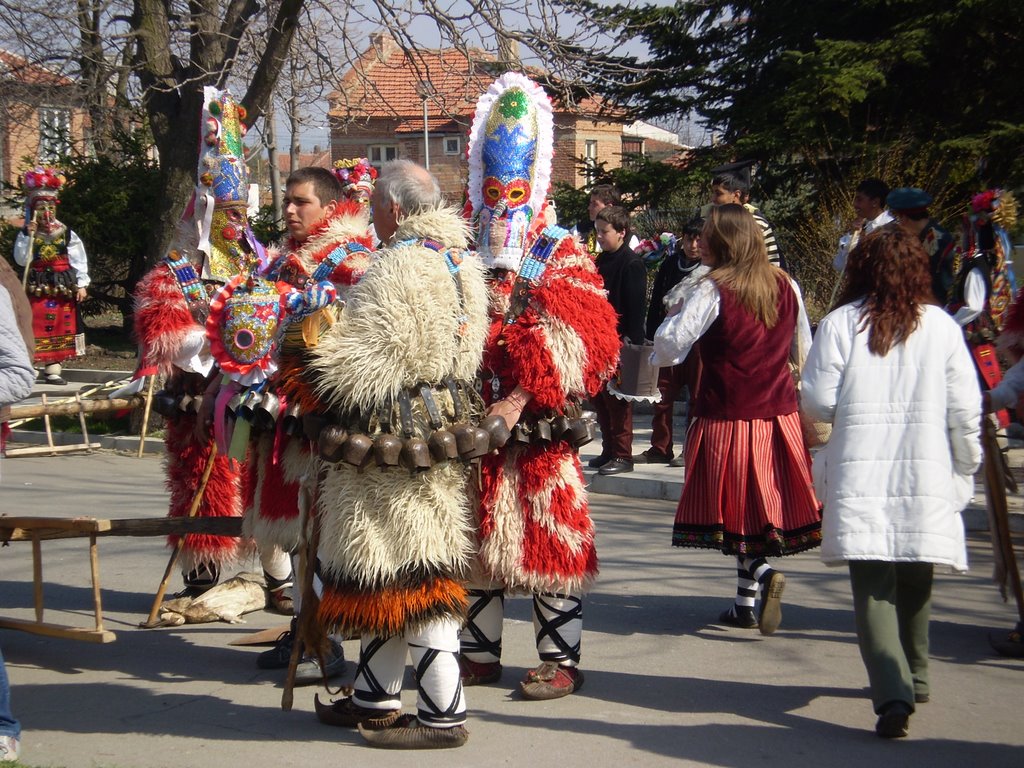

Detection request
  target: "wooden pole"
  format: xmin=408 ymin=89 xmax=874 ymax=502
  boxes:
xmin=137 ymin=376 xmax=157 ymax=458
xmin=20 ymin=220 xmax=34 ymax=291
xmin=282 ymin=469 xmax=324 ymax=711
xmin=8 ymin=395 xmax=142 ymax=421
xmin=140 ymin=443 xmax=220 ymax=628
xmin=41 ymin=393 xmax=54 ymax=453
xmin=982 ymin=418 xmax=1024 ymax=622
xmin=75 ymin=393 xmax=91 ymax=453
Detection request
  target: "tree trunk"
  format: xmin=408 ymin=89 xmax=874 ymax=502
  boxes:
xmin=266 ymin=101 xmax=284 ymax=225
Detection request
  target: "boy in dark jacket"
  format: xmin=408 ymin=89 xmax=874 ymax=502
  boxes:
xmin=590 ymin=206 xmax=646 ymax=475
xmin=636 ymin=217 xmax=705 ymax=467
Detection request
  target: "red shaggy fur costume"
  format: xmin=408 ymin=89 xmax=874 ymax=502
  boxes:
xmin=475 ymin=234 xmax=620 ymax=594
xmin=134 ymin=261 xmax=242 ymax=572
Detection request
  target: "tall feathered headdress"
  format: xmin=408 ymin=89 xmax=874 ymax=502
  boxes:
xmin=466 ymin=72 xmax=554 ymax=271
xmin=190 ymin=86 xmax=263 ymax=280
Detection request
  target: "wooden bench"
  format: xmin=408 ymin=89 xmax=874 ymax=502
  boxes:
xmin=0 ymin=515 xmax=243 ymax=643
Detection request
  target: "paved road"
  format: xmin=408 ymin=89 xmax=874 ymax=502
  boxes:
xmin=1 ymin=451 xmax=1022 ymax=768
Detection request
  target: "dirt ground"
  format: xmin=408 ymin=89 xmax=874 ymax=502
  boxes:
xmin=73 ymin=311 xmax=136 ymax=371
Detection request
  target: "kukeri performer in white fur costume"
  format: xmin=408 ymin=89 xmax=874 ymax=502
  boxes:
xmin=458 ymin=73 xmax=621 ymax=700
xmin=307 ymin=159 xmax=488 ymax=749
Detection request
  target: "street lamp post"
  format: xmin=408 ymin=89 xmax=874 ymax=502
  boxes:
xmin=416 ymin=80 xmax=435 ymax=170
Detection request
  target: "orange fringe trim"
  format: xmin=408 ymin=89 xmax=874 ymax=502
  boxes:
xmin=318 ymin=577 xmax=467 ymax=636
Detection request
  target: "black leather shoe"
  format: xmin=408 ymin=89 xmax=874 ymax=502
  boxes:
xmin=587 ymin=454 xmax=612 ymax=469
xmin=633 ymin=448 xmax=672 ymax=464
xmin=668 ymin=455 xmax=685 ymax=468
xmin=598 ymin=458 xmax=633 ymax=475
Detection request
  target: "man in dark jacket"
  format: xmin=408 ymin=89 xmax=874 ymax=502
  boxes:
xmin=590 ymin=205 xmax=646 ymax=475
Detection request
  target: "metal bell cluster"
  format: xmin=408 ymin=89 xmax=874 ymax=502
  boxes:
xmin=226 ymin=389 xmax=282 ymax=433
xmin=510 ymin=414 xmax=595 ymax=449
xmin=300 ymin=379 xmax=510 ymax=474
xmin=152 ymin=389 xmax=205 ymax=420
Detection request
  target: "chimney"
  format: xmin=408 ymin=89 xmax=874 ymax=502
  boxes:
xmin=370 ymin=33 xmax=385 ymax=58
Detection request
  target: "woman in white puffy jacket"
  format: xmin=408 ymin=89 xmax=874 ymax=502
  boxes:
xmin=801 ymin=226 xmax=981 ymax=740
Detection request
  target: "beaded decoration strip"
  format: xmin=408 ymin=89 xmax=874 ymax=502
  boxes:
xmin=400 ymin=237 xmax=470 ymax=338
xmin=504 ymin=225 xmax=567 ymax=324
xmin=166 ymin=250 xmax=208 ymax=308
xmin=312 ymin=242 xmax=370 ymax=283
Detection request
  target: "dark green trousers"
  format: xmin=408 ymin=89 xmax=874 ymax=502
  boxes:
xmin=848 ymin=560 xmax=933 ymax=713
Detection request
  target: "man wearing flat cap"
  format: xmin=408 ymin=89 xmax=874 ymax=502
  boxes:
xmin=887 ymin=187 xmax=957 ymax=306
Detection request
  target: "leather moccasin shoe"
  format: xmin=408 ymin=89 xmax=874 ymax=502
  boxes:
xmin=520 ymin=661 xmax=584 ymax=700
xmin=359 ymin=715 xmax=469 ymax=749
xmin=314 ymin=694 xmax=400 ymax=729
xmin=458 ymin=655 xmax=502 ymax=686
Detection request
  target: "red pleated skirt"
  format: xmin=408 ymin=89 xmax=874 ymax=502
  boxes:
xmin=673 ymin=412 xmax=822 ymax=556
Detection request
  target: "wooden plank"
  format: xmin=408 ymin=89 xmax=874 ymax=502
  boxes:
xmin=0 ymin=516 xmax=242 ymax=542
xmin=105 ymin=516 xmax=244 ymax=538
xmin=228 ymin=624 xmax=292 ymax=646
xmin=0 ymin=517 xmax=111 ymax=533
xmin=0 ymin=617 xmax=116 ymax=643
xmin=4 ymin=443 xmax=103 ymax=457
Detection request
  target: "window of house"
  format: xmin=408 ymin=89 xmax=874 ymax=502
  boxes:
xmin=39 ymin=107 xmax=72 ymax=162
xmin=621 ymin=137 xmax=644 ymax=168
xmin=444 ymin=136 xmax=461 ymax=156
xmin=368 ymin=144 xmax=399 ymax=169
xmin=584 ymin=140 xmax=598 ymax=185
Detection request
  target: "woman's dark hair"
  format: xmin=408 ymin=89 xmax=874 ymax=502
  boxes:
xmin=835 ymin=226 xmax=937 ymax=356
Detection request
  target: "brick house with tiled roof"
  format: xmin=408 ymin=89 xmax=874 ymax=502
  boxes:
xmin=328 ymin=34 xmax=652 ymax=204
xmin=0 ymin=50 xmax=89 ymax=192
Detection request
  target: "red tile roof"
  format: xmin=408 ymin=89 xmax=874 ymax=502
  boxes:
xmin=0 ymin=49 xmax=76 ymax=87
xmin=329 ymin=34 xmax=625 ymax=126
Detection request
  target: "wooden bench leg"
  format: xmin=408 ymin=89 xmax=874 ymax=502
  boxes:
xmin=89 ymin=532 xmax=104 ymax=632
xmin=32 ymin=531 xmax=43 ymax=623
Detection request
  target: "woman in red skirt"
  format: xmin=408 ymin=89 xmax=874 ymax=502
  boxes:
xmin=652 ymin=204 xmax=822 ymax=635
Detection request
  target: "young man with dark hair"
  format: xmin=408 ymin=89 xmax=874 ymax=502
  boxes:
xmin=709 ymin=168 xmax=784 ymax=269
xmin=834 ymin=178 xmax=894 ymax=272
xmin=590 ymin=205 xmax=646 ymax=476
xmin=283 ymin=167 xmax=346 ymax=244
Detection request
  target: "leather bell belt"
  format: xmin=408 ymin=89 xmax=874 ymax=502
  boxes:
xmin=304 ymin=378 xmax=505 ymax=473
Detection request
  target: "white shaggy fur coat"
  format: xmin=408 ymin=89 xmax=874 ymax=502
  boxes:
xmin=311 ymin=206 xmax=488 ymax=633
